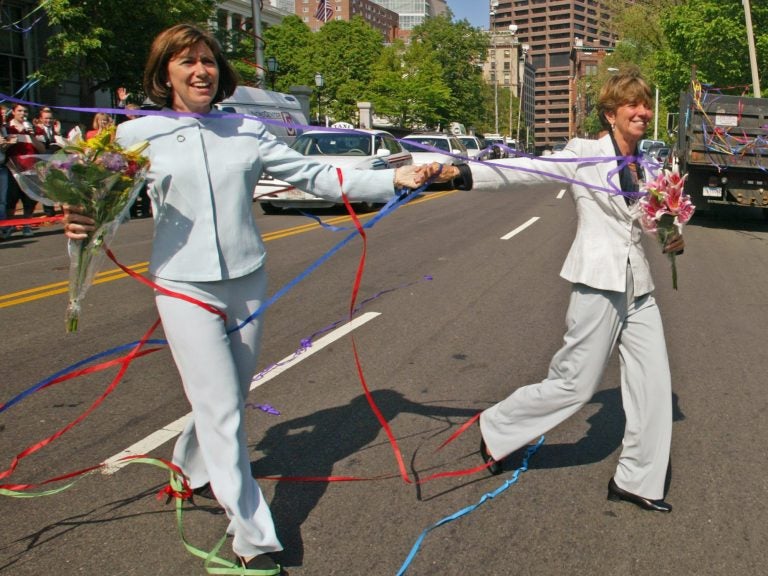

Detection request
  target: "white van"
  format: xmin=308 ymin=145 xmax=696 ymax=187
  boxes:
xmin=215 ymin=86 xmax=308 ymax=145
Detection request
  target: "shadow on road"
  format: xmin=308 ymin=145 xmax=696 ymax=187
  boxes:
xmin=252 ymin=387 xmax=685 ymax=568
xmin=688 ymin=206 xmax=768 ymax=232
xmin=251 ymin=390 xmax=479 ymax=567
xmin=526 ymin=389 xmax=685 ymax=471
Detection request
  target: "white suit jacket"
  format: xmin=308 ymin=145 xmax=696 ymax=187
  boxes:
xmin=117 ymin=114 xmax=397 ymax=282
xmin=469 ymin=134 xmax=655 ymax=296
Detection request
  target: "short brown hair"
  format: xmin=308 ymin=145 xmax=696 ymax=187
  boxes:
xmin=597 ymin=68 xmax=653 ymax=130
xmin=144 ymin=23 xmax=238 ymax=109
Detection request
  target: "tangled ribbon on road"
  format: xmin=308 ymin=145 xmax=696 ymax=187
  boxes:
xmin=0 ymin=98 xmax=553 ymax=574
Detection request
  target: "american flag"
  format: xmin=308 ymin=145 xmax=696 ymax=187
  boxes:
xmin=315 ymin=0 xmax=333 ymax=22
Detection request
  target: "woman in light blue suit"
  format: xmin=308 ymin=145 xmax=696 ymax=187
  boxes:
xmin=63 ymin=24 xmax=461 ymax=575
xmin=450 ymin=69 xmax=684 ymax=513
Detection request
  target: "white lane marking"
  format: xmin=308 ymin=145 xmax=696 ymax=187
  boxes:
xmin=101 ymin=312 xmax=381 ymax=473
xmin=501 ymin=216 xmax=540 ymax=240
xmin=557 ymin=188 xmax=566 ymax=199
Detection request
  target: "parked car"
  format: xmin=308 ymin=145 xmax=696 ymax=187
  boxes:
xmin=400 ymin=132 xmax=469 ymax=163
xmin=639 ymin=138 xmax=666 ymax=159
xmin=400 ymin=133 xmax=470 ymax=189
xmin=256 ymin=127 xmax=413 ymax=214
xmin=482 ymin=134 xmax=509 ymax=158
xmin=458 ymin=135 xmax=492 ymax=160
xmin=651 ymin=146 xmax=672 ymax=168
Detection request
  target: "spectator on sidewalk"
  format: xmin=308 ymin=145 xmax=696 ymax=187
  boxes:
xmin=5 ymin=103 xmax=44 ymax=237
xmin=35 ymin=107 xmax=66 ymax=217
xmin=0 ymin=106 xmax=16 ymax=240
xmin=85 ymin=112 xmax=114 ymax=140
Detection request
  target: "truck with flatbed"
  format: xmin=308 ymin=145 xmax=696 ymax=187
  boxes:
xmin=676 ymin=80 xmax=768 ymax=213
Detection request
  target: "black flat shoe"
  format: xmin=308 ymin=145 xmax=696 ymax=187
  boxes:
xmin=607 ymin=478 xmax=672 ymax=513
xmin=192 ymin=482 xmax=216 ymax=501
xmin=480 ymin=438 xmax=503 ymax=476
xmin=239 ymin=553 xmax=284 ymax=575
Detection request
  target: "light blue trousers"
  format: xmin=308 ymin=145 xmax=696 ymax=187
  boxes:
xmin=480 ymin=270 xmax=673 ymax=500
xmin=154 ymin=267 xmax=282 ymax=557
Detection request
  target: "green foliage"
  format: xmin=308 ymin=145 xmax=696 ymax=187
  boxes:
xmin=308 ymin=18 xmax=386 ymax=121
xmin=32 ymin=0 xmax=768 ymax=137
xmin=366 ymin=40 xmax=451 ymax=128
xmin=261 ymin=16 xmax=314 ymax=92
xmin=588 ymin=0 xmax=766 ymax=141
xmin=410 ymin=15 xmax=489 ymax=128
xmin=655 ymin=0 xmax=767 ymax=99
xmin=608 ymin=0 xmax=767 ymax=106
xmin=38 ymin=0 xmax=215 ymax=95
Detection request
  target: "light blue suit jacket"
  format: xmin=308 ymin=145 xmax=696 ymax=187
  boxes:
xmin=117 ymin=114 xmax=397 ymax=282
xmin=470 ymin=134 xmax=655 ymax=295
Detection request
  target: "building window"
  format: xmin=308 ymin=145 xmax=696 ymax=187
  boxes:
xmin=0 ymin=4 xmax=30 ymax=97
xmin=550 ymin=52 xmax=570 ymax=68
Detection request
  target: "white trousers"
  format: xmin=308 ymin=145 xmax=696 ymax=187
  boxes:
xmin=480 ymin=269 xmax=673 ymax=500
xmin=154 ymin=268 xmax=282 ymax=557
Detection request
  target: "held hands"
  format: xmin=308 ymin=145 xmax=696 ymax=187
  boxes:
xmin=662 ymin=232 xmax=685 ymax=255
xmin=393 ymin=163 xmax=462 ymax=189
xmin=62 ymin=205 xmax=96 ymax=240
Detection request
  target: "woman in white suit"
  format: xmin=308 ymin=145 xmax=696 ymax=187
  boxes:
xmin=63 ymin=24 xmax=460 ymax=575
xmin=450 ymin=69 xmax=684 ymax=512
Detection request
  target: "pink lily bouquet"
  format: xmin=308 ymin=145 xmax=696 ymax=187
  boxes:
xmin=638 ymin=168 xmax=695 ymax=290
xmin=9 ymin=127 xmax=150 ymax=331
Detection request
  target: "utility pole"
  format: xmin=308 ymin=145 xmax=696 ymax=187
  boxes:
xmin=252 ymin=0 xmax=266 ymax=88
xmin=743 ymin=0 xmax=761 ymax=97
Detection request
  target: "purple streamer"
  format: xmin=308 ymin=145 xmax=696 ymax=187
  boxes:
xmin=0 ymin=92 xmax=655 ymax=201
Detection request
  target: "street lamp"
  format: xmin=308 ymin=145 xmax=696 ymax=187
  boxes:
xmin=490 ymin=7 xmax=498 ymax=135
xmin=251 ymin=0 xmax=265 ymax=87
xmin=516 ymin=44 xmax=529 ymax=149
xmin=507 ymin=25 xmax=518 ymax=148
xmin=266 ymin=56 xmax=279 ymax=91
xmin=314 ymin=72 xmax=324 ymax=125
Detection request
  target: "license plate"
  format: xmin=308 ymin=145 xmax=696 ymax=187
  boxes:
xmin=282 ymin=189 xmax=309 ymax=199
xmin=703 ymin=186 xmax=722 ymax=198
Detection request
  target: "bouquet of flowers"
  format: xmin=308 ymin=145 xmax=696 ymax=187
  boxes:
xmin=9 ymin=127 xmax=150 ymax=331
xmin=638 ymin=168 xmax=695 ymax=290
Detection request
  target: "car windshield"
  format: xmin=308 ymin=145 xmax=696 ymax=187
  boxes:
xmin=401 ymin=138 xmax=450 ymax=152
xmin=459 ymin=137 xmax=479 ymax=150
xmin=291 ymin=133 xmax=372 ymax=156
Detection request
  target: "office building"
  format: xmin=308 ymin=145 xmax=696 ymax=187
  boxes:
xmin=489 ymin=0 xmax=624 ymax=150
xmin=371 ymin=0 xmax=448 ymax=32
xmin=481 ymin=27 xmax=535 ymax=149
xmin=296 ymin=0 xmax=400 ymax=40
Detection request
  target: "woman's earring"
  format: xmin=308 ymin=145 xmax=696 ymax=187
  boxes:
xmin=165 ymin=82 xmax=171 ymax=88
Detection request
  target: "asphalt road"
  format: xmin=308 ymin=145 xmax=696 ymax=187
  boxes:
xmin=1 ymin=189 xmax=767 ymax=576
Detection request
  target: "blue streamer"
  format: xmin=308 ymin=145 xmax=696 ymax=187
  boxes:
xmin=227 ymin=186 xmax=422 ymax=334
xmin=395 ymin=436 xmax=545 ymax=576
xmin=1 ymin=186 xmax=424 ymax=412
xmin=0 ymin=339 xmax=167 ymax=414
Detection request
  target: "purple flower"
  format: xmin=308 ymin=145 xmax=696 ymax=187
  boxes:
xmin=52 ymin=158 xmax=76 ymax=171
xmin=98 ymin=152 xmax=127 ymax=172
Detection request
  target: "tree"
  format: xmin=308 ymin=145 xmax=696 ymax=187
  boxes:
xmin=366 ymin=40 xmax=451 ymax=129
xmin=655 ymin=0 xmax=767 ymax=100
xmin=308 ymin=17 xmax=385 ymax=123
xmin=410 ymin=15 xmax=489 ymax=129
xmin=37 ymin=0 xmax=214 ymax=103
xmin=261 ymin=15 xmax=315 ymax=93
xmin=605 ymin=0 xmax=767 ymax=105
